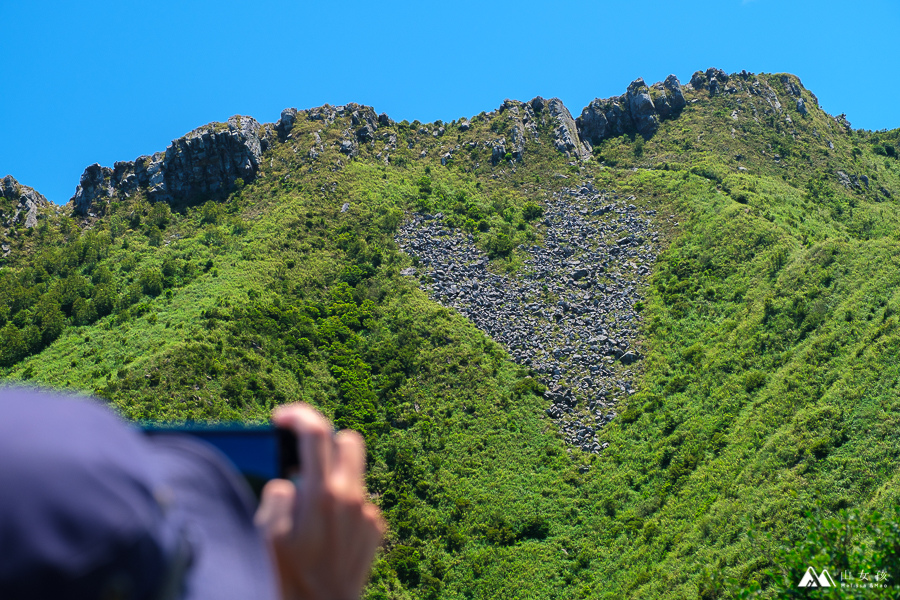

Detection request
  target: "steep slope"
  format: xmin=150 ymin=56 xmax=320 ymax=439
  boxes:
xmin=2 ymin=69 xmax=900 ymax=598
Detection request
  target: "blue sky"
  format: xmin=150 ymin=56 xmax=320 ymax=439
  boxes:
xmin=2 ymin=0 xmax=898 ymax=204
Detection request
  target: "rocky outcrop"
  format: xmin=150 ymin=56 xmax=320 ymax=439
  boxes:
xmin=576 ymin=75 xmax=686 ymax=149
xmin=491 ymin=138 xmax=507 ymax=165
xmin=577 ymin=96 xmax=629 ymax=146
xmin=72 ymin=115 xmax=269 ymax=215
xmin=329 ymin=104 xmax=381 ymax=159
xmin=351 ymin=105 xmax=378 ymax=142
xmin=65 ymin=101 xmax=393 ymax=216
xmin=626 ymin=78 xmax=660 ymax=138
xmin=1 ymin=175 xmax=49 ymax=228
xmin=780 ymin=74 xmax=802 ymax=98
xmin=547 ymin=98 xmax=589 ymax=159
xmin=837 ymin=170 xmax=870 ymax=191
xmin=276 ymin=108 xmax=299 ymax=139
xmin=307 ymin=104 xmax=337 ymax=124
xmin=689 ymin=67 xmax=729 ymax=95
xmin=835 ymin=113 xmax=852 ymax=132
xmin=498 ymin=99 xmax=539 ymax=160
xmin=652 ymin=74 xmax=687 ymax=119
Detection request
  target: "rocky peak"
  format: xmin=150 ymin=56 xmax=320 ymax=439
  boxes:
xmin=276 ymin=108 xmax=299 ymax=139
xmin=72 ymin=114 xmax=271 ymax=215
xmin=626 ymin=78 xmax=660 ymax=138
xmin=652 ymin=75 xmax=687 ymax=119
xmin=1 ymin=175 xmax=49 ymax=229
xmin=576 ymin=75 xmax=686 ymax=150
xmin=547 ymin=98 xmax=589 ymax=160
xmin=67 ymin=101 xmax=390 ymax=216
xmin=689 ymin=67 xmax=729 ymax=95
xmin=350 ymin=104 xmax=379 ymax=143
xmin=492 ymin=98 xmax=541 ymax=162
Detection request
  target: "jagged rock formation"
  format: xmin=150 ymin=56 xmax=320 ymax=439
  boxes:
xmin=486 ymin=98 xmax=543 ymax=164
xmin=396 ymin=182 xmax=658 ymax=453
xmin=547 ymin=98 xmax=590 ymax=159
xmin=652 ymin=75 xmax=687 ymax=119
xmin=46 ymin=67 xmax=836 ymax=221
xmin=837 ymin=170 xmax=870 ymax=190
xmin=490 ymin=138 xmax=507 ymax=165
xmin=276 ymin=108 xmax=299 ymax=139
xmin=72 ymin=115 xmax=270 ymax=215
xmin=625 ymin=79 xmax=659 ymax=138
xmin=576 ymin=75 xmax=686 ymax=148
xmin=67 ymin=102 xmax=391 ymax=216
xmin=0 ymin=175 xmax=49 ymax=229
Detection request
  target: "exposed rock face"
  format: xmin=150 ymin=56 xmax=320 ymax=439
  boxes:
xmin=576 ymin=75 xmax=686 ymax=149
xmin=498 ymin=99 xmax=540 ymax=160
xmin=626 ymin=78 xmax=659 ymax=138
xmin=72 ymin=115 xmax=269 ymax=215
xmin=650 ymin=76 xmax=688 ymax=119
xmin=577 ymin=99 xmax=613 ymax=145
xmin=307 ymin=104 xmax=337 ymax=124
xmin=835 ymin=113 xmax=852 ymax=132
xmin=65 ymin=101 xmax=393 ymax=216
xmin=351 ymin=105 xmax=378 ymax=142
xmin=548 ymin=98 xmax=589 ymax=159
xmin=689 ymin=67 xmax=728 ymax=95
xmin=71 ymin=164 xmax=115 ymax=216
xmin=0 ymin=175 xmax=49 ymax=228
xmin=780 ymin=74 xmax=802 ymax=97
xmin=689 ymin=70 xmax=705 ymax=90
xmin=491 ymin=138 xmax=507 ymax=164
xmin=662 ymin=74 xmax=687 ymax=112
xmin=276 ymin=108 xmax=299 ymax=138
xmin=837 ymin=170 xmax=870 ymax=191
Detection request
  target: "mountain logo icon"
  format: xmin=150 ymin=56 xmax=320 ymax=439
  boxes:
xmin=798 ymin=566 xmax=836 ymax=587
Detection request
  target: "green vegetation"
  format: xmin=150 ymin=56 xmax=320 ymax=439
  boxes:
xmin=2 ymin=72 xmax=900 ymax=598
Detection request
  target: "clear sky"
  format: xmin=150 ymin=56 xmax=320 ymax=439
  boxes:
xmin=2 ymin=0 xmax=898 ymax=204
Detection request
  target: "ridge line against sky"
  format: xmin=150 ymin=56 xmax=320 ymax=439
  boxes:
xmin=2 ymin=0 xmax=898 ymax=204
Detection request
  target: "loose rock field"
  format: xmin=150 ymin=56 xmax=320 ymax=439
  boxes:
xmin=397 ymin=182 xmax=660 ymax=453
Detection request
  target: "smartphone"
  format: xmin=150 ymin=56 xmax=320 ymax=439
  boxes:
xmin=142 ymin=424 xmax=299 ymax=499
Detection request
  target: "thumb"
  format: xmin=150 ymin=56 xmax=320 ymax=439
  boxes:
xmin=254 ymin=479 xmax=296 ymax=539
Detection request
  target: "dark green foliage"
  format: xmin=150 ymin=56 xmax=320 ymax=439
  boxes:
xmin=522 ymin=201 xmax=544 ymax=221
xmin=149 ymin=202 xmax=171 ymax=228
xmin=737 ymin=507 xmax=900 ymax=598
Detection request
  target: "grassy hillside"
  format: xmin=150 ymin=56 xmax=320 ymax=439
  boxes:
xmin=2 ymin=71 xmax=900 ymax=598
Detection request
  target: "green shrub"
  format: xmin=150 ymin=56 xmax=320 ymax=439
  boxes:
xmin=522 ymin=202 xmax=544 ymax=221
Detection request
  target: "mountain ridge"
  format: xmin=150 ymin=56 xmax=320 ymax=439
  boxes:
xmin=6 ymin=68 xmax=857 ymax=222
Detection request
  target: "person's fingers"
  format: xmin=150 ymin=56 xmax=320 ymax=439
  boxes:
xmin=255 ymin=479 xmax=296 ymax=538
xmin=333 ymin=429 xmax=366 ymax=496
xmin=273 ymin=403 xmax=333 ymax=487
xmin=364 ymin=502 xmax=387 ymax=536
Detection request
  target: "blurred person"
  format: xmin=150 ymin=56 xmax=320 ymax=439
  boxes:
xmin=0 ymin=387 xmax=385 ymax=600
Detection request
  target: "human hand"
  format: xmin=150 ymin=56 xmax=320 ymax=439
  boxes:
xmin=254 ymin=404 xmax=385 ymax=600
